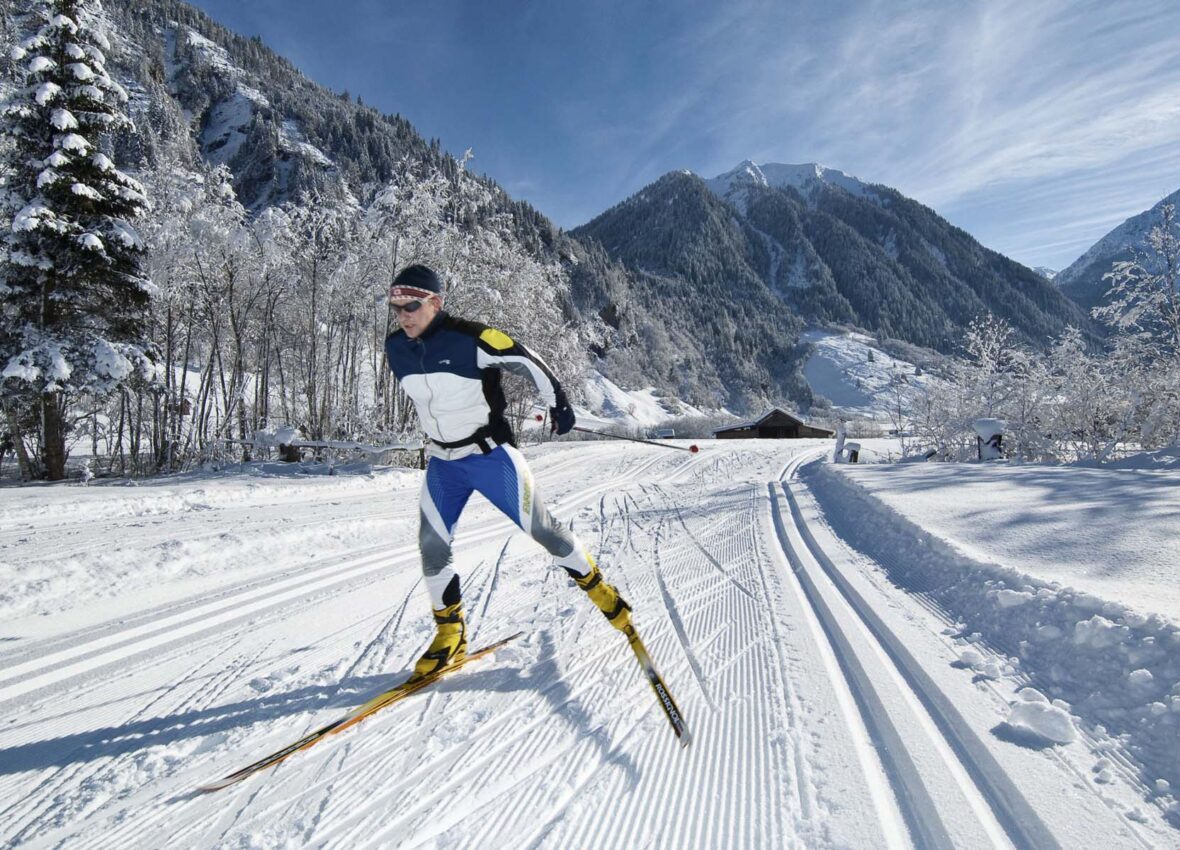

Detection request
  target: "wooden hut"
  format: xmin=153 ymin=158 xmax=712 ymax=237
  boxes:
xmin=713 ymin=408 xmax=834 ymax=440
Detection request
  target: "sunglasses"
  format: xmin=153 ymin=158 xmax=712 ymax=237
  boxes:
xmin=391 ymin=298 xmax=428 ymax=315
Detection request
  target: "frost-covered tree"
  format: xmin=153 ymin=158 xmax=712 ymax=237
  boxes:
xmin=0 ymin=0 xmax=155 ymax=479
xmin=1094 ymin=204 xmax=1180 ymax=447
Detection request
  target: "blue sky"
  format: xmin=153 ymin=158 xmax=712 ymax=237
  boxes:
xmin=188 ymin=0 xmax=1180 ymax=271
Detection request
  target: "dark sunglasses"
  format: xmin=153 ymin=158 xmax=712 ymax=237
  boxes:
xmin=391 ymin=298 xmax=428 ymax=315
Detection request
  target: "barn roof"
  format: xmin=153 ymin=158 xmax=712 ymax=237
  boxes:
xmin=712 ymin=408 xmax=811 ymax=435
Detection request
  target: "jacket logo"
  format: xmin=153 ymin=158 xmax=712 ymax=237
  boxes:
xmin=438 ymin=359 xmax=451 ymax=365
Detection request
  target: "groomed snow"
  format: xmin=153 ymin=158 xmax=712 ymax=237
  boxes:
xmin=0 ymin=441 xmax=1176 ymax=847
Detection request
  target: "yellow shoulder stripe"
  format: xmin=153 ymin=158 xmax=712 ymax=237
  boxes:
xmin=480 ymin=328 xmax=515 ymax=350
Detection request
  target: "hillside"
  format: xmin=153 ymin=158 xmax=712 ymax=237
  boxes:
xmin=576 ymin=162 xmax=1096 ymax=357
xmin=1055 ymin=187 xmax=1180 ymax=313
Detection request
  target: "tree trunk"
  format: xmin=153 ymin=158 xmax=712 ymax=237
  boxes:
xmin=41 ymin=391 xmax=67 ymax=480
xmin=2 ymin=397 xmax=38 ymax=480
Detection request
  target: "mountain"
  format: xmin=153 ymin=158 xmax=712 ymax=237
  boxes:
xmin=8 ymin=2 xmax=1098 ymax=417
xmin=1034 ymin=266 xmax=1057 ymax=281
xmin=573 ymin=161 xmax=1095 ymax=362
xmin=1055 ymin=187 xmax=1180 ymax=313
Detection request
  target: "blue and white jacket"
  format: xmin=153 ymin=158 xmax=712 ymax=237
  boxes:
xmin=384 ymin=312 xmax=567 ymax=459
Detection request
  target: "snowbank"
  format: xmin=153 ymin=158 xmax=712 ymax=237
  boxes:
xmin=805 ymin=461 xmax=1180 ymax=811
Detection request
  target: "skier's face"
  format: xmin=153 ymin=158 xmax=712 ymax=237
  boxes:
xmin=392 ymin=295 xmax=442 ymax=338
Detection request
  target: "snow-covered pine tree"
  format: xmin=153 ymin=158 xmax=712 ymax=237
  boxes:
xmin=0 ymin=0 xmax=155 ymax=480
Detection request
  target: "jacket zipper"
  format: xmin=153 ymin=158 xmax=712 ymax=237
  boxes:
xmin=415 ymin=338 xmax=443 ymax=437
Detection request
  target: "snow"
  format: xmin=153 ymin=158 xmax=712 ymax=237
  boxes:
xmin=820 ymin=461 xmax=1180 ymax=620
xmin=1 ymin=441 xmax=1177 ymax=847
xmin=279 ymin=119 xmax=333 ymax=167
xmin=1006 ymin=689 xmax=1077 ymax=744
xmin=92 ymin=338 xmax=133 ymax=384
xmin=109 ymin=219 xmax=143 ymax=249
xmin=704 ymin=160 xmax=873 ymax=206
xmin=27 ymin=56 xmax=56 ymax=74
xmin=49 ymin=14 xmax=79 ymax=34
xmin=66 ymin=62 xmax=96 ymax=82
xmin=578 ymin=370 xmax=710 ymax=429
xmin=2 ymin=340 xmax=72 ymax=386
xmin=58 ymin=133 xmax=91 ymax=152
xmin=802 ymin=329 xmax=941 ymax=421
xmin=72 ymin=183 xmax=103 ymax=201
xmin=805 ymin=457 xmax=1180 ymax=830
xmin=972 ymin=418 xmax=1005 ymax=440
xmin=13 ymin=201 xmax=53 ymax=232
xmin=34 ymin=81 xmax=61 ymax=105
xmin=78 ymin=232 xmax=104 ymax=251
xmin=50 ymin=108 xmax=78 ymax=129
xmin=201 ymin=92 xmax=258 ymax=165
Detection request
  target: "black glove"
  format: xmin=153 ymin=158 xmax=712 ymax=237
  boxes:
xmin=550 ymin=403 xmax=576 ymax=435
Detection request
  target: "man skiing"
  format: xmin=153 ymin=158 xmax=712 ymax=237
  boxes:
xmin=384 ymin=264 xmax=632 ymax=682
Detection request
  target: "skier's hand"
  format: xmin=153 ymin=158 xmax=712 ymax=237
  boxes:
xmin=550 ymin=404 xmax=575 ymax=435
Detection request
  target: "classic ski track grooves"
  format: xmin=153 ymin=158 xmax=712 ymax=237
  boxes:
xmin=0 ymin=450 xmax=672 ymax=710
xmin=775 ymin=452 xmax=1060 ymax=850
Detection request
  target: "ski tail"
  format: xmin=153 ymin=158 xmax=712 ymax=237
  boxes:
xmin=198 ymin=631 xmax=522 ymax=792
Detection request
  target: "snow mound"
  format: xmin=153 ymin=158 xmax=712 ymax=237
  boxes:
xmin=1095 ymin=446 xmax=1180 ymax=471
xmin=1006 ymin=688 xmax=1077 ymax=745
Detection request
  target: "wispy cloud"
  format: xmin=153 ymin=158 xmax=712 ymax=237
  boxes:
xmin=581 ymin=0 xmax=1180 ymax=266
xmin=190 ymin=0 xmax=1180 ymax=268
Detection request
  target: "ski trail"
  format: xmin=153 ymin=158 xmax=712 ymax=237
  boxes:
xmin=334 ymin=575 xmax=423 ymax=688
xmin=635 ymin=493 xmax=715 ymax=712
xmin=650 ymin=482 xmax=756 ymax=601
xmin=773 ymin=451 xmax=1059 ymax=849
xmin=475 ymin=538 xmax=511 ymax=639
xmin=6 ymin=442 xmax=1091 ymax=849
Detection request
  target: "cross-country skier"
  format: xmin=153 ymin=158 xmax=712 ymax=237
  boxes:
xmin=384 ymin=264 xmax=631 ymax=682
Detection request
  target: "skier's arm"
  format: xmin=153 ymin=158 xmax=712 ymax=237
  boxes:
xmin=474 ymin=328 xmax=565 ymax=407
xmin=475 ymin=327 xmax=575 ymax=433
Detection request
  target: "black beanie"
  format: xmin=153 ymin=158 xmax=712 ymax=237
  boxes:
xmin=390 ymin=264 xmax=442 ymax=297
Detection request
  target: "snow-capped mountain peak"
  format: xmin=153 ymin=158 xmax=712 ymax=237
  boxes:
xmin=1051 ymin=185 xmax=1180 ymax=310
xmin=704 ymin=159 xmax=870 ymax=202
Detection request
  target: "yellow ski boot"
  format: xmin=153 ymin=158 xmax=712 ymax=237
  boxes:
xmin=567 ymin=564 xmax=632 ymax=631
xmin=410 ymin=601 xmax=467 ymax=681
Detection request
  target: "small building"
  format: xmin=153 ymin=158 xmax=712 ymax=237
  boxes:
xmin=713 ymin=408 xmax=835 ymax=440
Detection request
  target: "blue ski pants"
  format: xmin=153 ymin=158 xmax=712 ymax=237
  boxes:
xmin=417 ymin=444 xmax=595 ymax=609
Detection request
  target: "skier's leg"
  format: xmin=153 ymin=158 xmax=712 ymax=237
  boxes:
xmin=413 ymin=457 xmax=474 ymax=678
xmin=475 ymin=445 xmax=631 ymax=630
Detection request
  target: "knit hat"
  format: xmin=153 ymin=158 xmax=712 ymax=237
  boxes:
xmin=390 ymin=264 xmax=442 ymax=300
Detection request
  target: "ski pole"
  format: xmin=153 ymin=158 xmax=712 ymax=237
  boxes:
xmin=534 ymin=414 xmax=699 ymax=454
